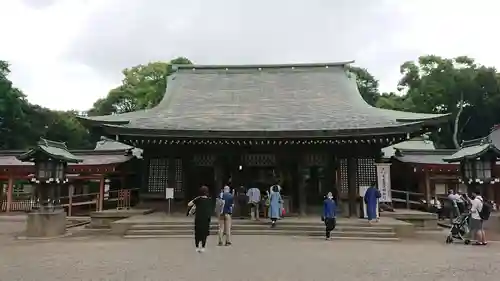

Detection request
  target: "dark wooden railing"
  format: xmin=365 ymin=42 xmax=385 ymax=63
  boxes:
xmin=1 ymin=188 xmax=140 ymax=215
xmin=391 ymin=189 xmax=425 ymax=209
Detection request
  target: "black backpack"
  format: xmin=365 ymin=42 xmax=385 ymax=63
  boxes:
xmin=479 ymin=199 xmax=492 ymax=221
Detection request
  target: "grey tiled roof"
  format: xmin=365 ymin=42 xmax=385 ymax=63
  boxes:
xmin=395 ymin=149 xmax=457 ymax=165
xmin=0 ymin=151 xmax=133 ymax=167
xmin=443 ymin=128 xmax=500 ymax=163
xmin=17 ymin=139 xmax=83 ymax=163
xmin=95 ymin=137 xmax=143 ymax=159
xmin=81 ymin=63 xmax=449 ymax=137
xmin=382 ymin=135 xmax=435 ymax=158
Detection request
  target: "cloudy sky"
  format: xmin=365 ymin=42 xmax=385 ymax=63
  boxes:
xmin=2 ymin=0 xmax=499 ymax=111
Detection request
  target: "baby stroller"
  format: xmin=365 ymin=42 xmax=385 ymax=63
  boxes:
xmin=445 ymin=211 xmax=471 ymax=244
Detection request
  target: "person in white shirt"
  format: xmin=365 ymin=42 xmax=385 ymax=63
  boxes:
xmin=447 ymin=190 xmax=460 ymax=222
xmin=246 ymin=185 xmax=261 ymax=220
xmin=466 ymin=189 xmax=487 ymax=245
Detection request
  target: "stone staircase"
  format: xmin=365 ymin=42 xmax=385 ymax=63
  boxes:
xmin=123 ymin=219 xmax=400 ymax=241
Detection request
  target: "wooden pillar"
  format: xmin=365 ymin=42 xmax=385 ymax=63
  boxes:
xmin=98 ymin=176 xmax=104 ymax=211
xmin=140 ymin=152 xmax=150 ymax=195
xmin=347 ymin=157 xmax=358 ymax=217
xmin=214 ymin=155 xmax=224 ymax=197
xmin=6 ymin=176 xmax=13 ymax=213
xmin=297 ymin=153 xmax=307 ymax=216
xmin=424 ymin=170 xmax=431 ymax=205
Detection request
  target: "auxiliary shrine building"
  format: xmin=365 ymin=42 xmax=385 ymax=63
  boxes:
xmin=80 ymin=62 xmax=449 ymax=217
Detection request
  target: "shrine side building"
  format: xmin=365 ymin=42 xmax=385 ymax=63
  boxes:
xmin=80 ymin=62 xmax=449 ymax=217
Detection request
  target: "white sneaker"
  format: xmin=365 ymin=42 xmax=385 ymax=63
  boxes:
xmin=200 ymin=248 xmax=206 ymax=253
xmin=196 ymin=248 xmax=201 ymax=253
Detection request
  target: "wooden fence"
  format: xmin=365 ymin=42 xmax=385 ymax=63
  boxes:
xmin=1 ymin=188 xmax=140 ymax=215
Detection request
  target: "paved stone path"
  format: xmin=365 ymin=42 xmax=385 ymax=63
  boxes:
xmin=0 ymin=235 xmax=499 ymax=281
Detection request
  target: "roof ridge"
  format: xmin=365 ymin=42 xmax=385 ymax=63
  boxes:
xmin=173 ymin=61 xmax=354 ymax=71
xmin=38 ymin=138 xmax=68 ymax=150
xmin=396 ymin=148 xmax=456 ymax=155
xmin=462 ymin=136 xmax=489 ymax=147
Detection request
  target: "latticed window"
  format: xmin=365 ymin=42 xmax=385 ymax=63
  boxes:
xmin=174 ymin=158 xmax=184 ymax=198
xmin=357 ymin=158 xmax=376 ymax=188
xmin=339 ymin=158 xmax=348 ymax=195
xmin=147 ymin=158 xmax=168 ymax=193
xmin=193 ymin=154 xmax=215 ymax=167
xmin=338 ymin=158 xmax=377 ymax=196
xmin=242 ymin=154 xmax=276 ymax=167
xmin=303 ymin=154 xmax=327 ymax=167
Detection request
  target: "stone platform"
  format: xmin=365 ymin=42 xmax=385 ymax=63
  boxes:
xmin=110 ymin=212 xmax=415 ymax=241
xmin=26 ymin=209 xmax=66 ymax=238
xmin=381 ymin=209 xmax=438 ymax=229
xmin=88 ymin=209 xmax=154 ymax=229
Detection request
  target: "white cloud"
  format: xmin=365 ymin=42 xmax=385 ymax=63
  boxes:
xmin=2 ymin=0 xmax=500 ymax=111
xmin=1 ymin=0 xmax=115 ymax=110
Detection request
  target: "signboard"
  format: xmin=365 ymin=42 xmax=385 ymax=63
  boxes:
xmin=165 ymin=188 xmax=174 ymax=199
xmin=375 ymin=163 xmax=392 ymax=203
xmin=104 ymin=183 xmax=110 ymax=200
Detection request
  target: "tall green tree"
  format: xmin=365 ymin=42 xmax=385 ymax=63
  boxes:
xmin=397 ymin=55 xmax=500 ymax=148
xmin=0 ymin=60 xmax=93 ymax=150
xmin=0 ymin=61 xmax=32 ymax=149
xmin=88 ymin=57 xmax=192 ymax=116
xmin=347 ymin=66 xmax=380 ymax=106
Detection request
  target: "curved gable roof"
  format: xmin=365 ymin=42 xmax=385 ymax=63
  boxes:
xmin=81 ymin=62 xmax=449 ymax=138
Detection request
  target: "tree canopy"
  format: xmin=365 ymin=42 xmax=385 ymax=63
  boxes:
xmin=0 ymin=61 xmax=93 ymax=150
xmin=88 ymin=57 xmax=192 ymax=116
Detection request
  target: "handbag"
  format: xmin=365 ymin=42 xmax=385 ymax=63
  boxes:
xmin=186 ymin=204 xmax=196 ymax=216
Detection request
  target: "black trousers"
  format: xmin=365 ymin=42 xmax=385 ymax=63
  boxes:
xmin=325 ymin=218 xmax=336 ymax=238
xmin=194 ymin=220 xmax=209 ymax=248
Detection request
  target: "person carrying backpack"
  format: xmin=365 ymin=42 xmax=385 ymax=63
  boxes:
xmin=466 ymin=189 xmax=489 ymax=246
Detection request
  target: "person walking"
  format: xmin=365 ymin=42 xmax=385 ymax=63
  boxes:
xmin=187 ymin=186 xmax=212 ymax=253
xmin=247 ymin=184 xmax=261 ymax=220
xmin=218 ymin=185 xmax=234 ymax=246
xmin=236 ymin=185 xmax=248 ymax=219
xmin=447 ymin=189 xmax=460 ymax=223
xmin=322 ymin=192 xmax=337 ymax=240
xmin=268 ymin=185 xmax=282 ymax=228
xmin=364 ymin=182 xmax=381 ymax=224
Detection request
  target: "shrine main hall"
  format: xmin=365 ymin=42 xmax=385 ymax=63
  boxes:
xmin=80 ymin=62 xmax=449 ymax=217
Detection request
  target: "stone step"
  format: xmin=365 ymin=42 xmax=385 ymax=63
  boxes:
xmin=125 ymin=229 xmax=398 ymax=238
xmin=123 ymin=234 xmax=401 ymax=241
xmin=128 ymin=224 xmax=394 ymax=233
xmin=127 ymin=219 xmax=377 ymax=227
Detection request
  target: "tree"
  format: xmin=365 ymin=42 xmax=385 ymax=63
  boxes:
xmin=26 ymin=106 xmax=94 ymax=149
xmin=397 ymin=55 xmax=500 ymax=148
xmin=375 ymin=92 xmax=414 ymax=111
xmin=88 ymin=57 xmax=192 ymax=116
xmin=0 ymin=61 xmax=32 ymax=149
xmin=0 ymin=60 xmax=93 ymax=150
xmin=347 ymin=66 xmax=380 ymax=106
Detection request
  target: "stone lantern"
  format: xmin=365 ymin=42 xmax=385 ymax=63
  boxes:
xmin=443 ymin=126 xmax=500 ymax=195
xmin=17 ymin=139 xmax=82 ymax=237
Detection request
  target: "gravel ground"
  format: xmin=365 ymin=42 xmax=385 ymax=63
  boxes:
xmin=0 ymin=235 xmax=499 ymax=281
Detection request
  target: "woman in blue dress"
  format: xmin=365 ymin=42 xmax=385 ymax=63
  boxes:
xmin=268 ymin=185 xmax=282 ymax=228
